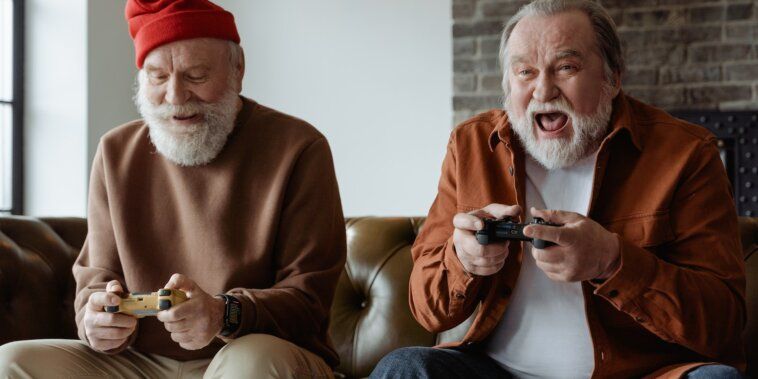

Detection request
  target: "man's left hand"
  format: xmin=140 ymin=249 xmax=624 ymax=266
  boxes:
xmin=157 ymin=273 xmax=226 ymax=350
xmin=523 ymin=207 xmax=621 ymax=282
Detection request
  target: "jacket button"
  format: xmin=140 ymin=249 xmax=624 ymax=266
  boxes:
xmin=503 ymin=286 xmax=512 ymax=296
xmin=455 ymin=292 xmax=465 ymax=300
xmin=608 ymin=290 xmax=619 ymax=298
xmin=509 ymin=166 xmax=514 ymax=176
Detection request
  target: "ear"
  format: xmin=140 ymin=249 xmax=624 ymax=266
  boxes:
xmin=610 ymin=71 xmax=622 ymax=98
xmin=235 ymin=49 xmax=245 ymax=93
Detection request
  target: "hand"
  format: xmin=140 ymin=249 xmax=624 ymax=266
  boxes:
xmin=452 ymin=203 xmax=521 ymax=276
xmin=83 ymin=280 xmax=137 ymax=352
xmin=522 ymin=207 xmax=621 ymax=282
xmin=157 ymin=273 xmax=226 ymax=350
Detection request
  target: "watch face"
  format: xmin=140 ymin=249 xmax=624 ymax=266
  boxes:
xmin=221 ymin=295 xmax=242 ymax=336
xmin=228 ymin=302 xmax=240 ymax=325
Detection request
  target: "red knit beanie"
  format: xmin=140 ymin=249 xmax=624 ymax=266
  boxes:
xmin=125 ymin=0 xmax=241 ymax=69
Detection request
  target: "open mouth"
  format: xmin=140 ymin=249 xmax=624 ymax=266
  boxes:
xmin=172 ymin=113 xmax=199 ymax=122
xmin=535 ymin=111 xmax=569 ymax=134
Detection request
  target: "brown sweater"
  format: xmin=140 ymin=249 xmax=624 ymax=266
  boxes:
xmin=73 ymin=97 xmax=346 ymax=366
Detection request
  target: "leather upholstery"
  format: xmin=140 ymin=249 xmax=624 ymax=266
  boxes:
xmin=0 ymin=216 xmax=756 ymax=378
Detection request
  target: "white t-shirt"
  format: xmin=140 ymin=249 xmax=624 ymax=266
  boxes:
xmin=483 ymin=152 xmax=598 ymax=379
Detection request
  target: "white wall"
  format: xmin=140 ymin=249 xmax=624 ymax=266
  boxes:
xmin=26 ymin=0 xmax=452 ymax=217
xmin=87 ymin=0 xmax=138 ymax=171
xmin=24 ymin=0 xmax=137 ymax=216
xmin=217 ymin=0 xmax=452 ymax=216
xmin=25 ymin=0 xmax=88 ymax=216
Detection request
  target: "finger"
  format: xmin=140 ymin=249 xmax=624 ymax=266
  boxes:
xmin=465 ymin=251 xmax=508 ymax=267
xmin=87 ymin=291 xmax=122 ymax=311
xmin=481 ymin=204 xmax=522 ymax=220
xmin=461 ymin=235 xmax=508 ymax=258
xmin=534 ymin=259 xmax=563 ymax=276
xmin=468 ymin=261 xmax=505 ymax=276
xmin=180 ymin=342 xmax=202 ymax=351
xmin=163 ymin=320 xmax=191 ymax=333
xmin=532 ymin=246 xmax=564 ymax=264
xmin=89 ymin=338 xmax=127 ymax=352
xmin=93 ymin=312 xmax=137 ymax=328
xmin=170 ymin=332 xmax=194 ymax=344
xmin=523 ymin=224 xmax=569 ymax=247
xmin=453 ymin=213 xmax=485 ymax=231
xmin=164 ymin=273 xmax=197 ymax=296
xmin=105 ymin=280 xmax=123 ymax=294
xmin=156 ymin=300 xmax=193 ymax=323
xmin=87 ymin=326 xmax=134 ymax=340
xmin=529 ymin=207 xmax=580 ymax=224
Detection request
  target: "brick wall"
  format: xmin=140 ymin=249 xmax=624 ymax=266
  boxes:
xmin=452 ymin=0 xmax=758 ymax=125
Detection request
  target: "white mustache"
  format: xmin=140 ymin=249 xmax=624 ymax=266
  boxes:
xmin=143 ymin=101 xmax=210 ymax=121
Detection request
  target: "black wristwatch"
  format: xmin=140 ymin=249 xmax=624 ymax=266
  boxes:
xmin=217 ymin=294 xmax=242 ymax=337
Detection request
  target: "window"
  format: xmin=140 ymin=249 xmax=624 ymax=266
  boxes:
xmin=0 ymin=0 xmax=23 ymax=214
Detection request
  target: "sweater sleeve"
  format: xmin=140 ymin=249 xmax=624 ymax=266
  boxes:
xmin=72 ymin=143 xmax=137 ymax=353
xmin=226 ymin=137 xmax=346 ymax=345
xmin=593 ymin=137 xmax=746 ymax=359
xmin=408 ymin=135 xmax=485 ymax=333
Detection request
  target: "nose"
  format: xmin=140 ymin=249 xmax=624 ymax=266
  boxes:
xmin=532 ymin=72 xmax=560 ymax=103
xmin=165 ymin=77 xmax=190 ymax=105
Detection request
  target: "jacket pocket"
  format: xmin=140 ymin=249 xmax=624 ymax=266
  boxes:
xmin=605 ymin=211 xmax=675 ymax=248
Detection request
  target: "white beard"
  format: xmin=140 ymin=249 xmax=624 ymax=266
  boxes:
xmin=135 ymin=76 xmax=240 ymax=167
xmin=506 ymin=88 xmax=613 ymax=170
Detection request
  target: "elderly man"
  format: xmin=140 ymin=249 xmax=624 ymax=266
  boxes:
xmin=372 ymin=1 xmax=745 ymax=378
xmin=0 ymin=0 xmax=344 ymax=378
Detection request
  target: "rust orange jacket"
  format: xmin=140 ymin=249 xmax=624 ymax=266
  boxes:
xmin=409 ymin=93 xmax=746 ymax=378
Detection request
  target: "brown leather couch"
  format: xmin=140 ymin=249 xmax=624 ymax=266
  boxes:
xmin=0 ymin=216 xmax=756 ymax=377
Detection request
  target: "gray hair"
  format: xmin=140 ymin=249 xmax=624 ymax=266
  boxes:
xmin=227 ymin=40 xmax=244 ymax=73
xmin=499 ymin=0 xmax=624 ymax=98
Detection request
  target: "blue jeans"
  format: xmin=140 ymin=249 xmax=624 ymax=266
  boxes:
xmin=686 ymin=364 xmax=744 ymax=378
xmin=369 ymin=346 xmax=510 ymax=379
xmin=369 ymin=346 xmax=743 ymax=379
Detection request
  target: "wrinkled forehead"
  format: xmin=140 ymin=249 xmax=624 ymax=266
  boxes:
xmin=507 ymin=10 xmax=598 ymax=64
xmin=143 ymin=38 xmax=228 ymax=71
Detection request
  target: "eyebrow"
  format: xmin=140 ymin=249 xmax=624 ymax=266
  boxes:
xmin=508 ymin=49 xmax=584 ymax=66
xmin=555 ymin=49 xmax=584 ymax=60
xmin=144 ymin=64 xmax=210 ymax=72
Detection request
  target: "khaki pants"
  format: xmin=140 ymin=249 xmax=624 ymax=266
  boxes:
xmin=0 ymin=334 xmax=333 ymax=379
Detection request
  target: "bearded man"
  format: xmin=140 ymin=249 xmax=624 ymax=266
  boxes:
xmin=0 ymin=0 xmax=344 ymax=378
xmin=372 ymin=1 xmax=745 ymax=378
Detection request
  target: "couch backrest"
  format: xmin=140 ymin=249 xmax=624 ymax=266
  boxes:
xmin=0 ymin=216 xmax=756 ymax=378
xmin=0 ymin=217 xmax=86 ymax=344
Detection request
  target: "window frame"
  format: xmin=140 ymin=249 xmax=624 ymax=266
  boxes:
xmin=1 ymin=0 xmax=24 ymax=214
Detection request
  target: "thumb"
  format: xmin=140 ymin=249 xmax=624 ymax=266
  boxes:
xmin=105 ymin=280 xmax=124 ymax=294
xmin=163 ymin=273 xmax=197 ymax=297
xmin=530 ymin=207 xmax=579 ymax=224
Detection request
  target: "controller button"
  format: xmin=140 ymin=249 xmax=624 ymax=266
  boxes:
xmin=159 ymin=299 xmax=171 ymax=310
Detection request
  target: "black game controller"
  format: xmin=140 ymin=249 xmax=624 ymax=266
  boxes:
xmin=475 ymin=217 xmax=560 ymax=249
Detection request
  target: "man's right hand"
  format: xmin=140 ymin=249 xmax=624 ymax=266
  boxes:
xmin=83 ymin=280 xmax=137 ymax=352
xmin=452 ymin=203 xmax=521 ymax=276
